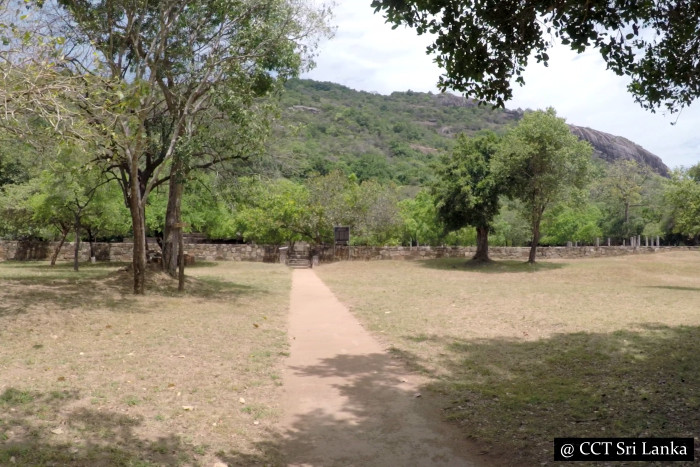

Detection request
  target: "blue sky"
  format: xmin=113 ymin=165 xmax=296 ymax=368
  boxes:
xmin=304 ymin=2 xmax=700 ymax=170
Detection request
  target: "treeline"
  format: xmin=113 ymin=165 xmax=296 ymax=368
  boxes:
xmin=4 ymin=121 xmax=697 ymax=256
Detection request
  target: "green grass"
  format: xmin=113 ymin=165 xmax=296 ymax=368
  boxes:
xmin=316 ymin=251 xmax=700 ymax=465
xmin=0 ymin=388 xmax=35 ymax=406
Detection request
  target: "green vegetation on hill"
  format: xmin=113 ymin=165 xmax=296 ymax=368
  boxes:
xmin=2 ymin=76 xmax=697 ymax=250
xmin=273 ymin=79 xmax=522 ymax=184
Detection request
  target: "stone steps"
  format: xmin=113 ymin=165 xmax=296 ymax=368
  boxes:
xmin=287 ymin=253 xmax=311 ymax=269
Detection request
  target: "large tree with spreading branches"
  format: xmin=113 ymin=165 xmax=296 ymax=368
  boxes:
xmin=432 ymin=131 xmax=502 ymax=262
xmin=1 ymin=0 xmax=330 ymax=293
xmin=372 ymin=0 xmax=700 ymax=112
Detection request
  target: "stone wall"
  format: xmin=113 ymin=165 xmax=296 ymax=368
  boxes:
xmin=0 ymin=240 xmax=697 ymax=263
xmin=317 ymin=245 xmax=698 ymax=262
xmin=0 ymin=241 xmax=277 ymax=263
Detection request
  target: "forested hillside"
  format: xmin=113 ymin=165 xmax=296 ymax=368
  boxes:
xmin=272 ymin=79 xmax=669 ymax=183
xmin=2 ymin=79 xmax=697 ymax=252
xmin=273 ymin=79 xmax=522 ymax=184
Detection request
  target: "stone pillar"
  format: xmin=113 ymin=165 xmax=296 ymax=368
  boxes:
xmin=279 ymin=247 xmax=288 ymax=265
xmin=596 ymin=238 xmax=600 ymax=247
xmin=623 ymin=239 xmax=626 ymax=246
xmin=656 ymin=236 xmax=660 ymax=247
xmin=637 ymin=235 xmax=641 ymax=248
xmin=607 ymin=237 xmax=611 ymax=247
xmin=567 ymin=241 xmax=573 ymax=248
xmin=645 ymin=236 xmax=649 ymax=247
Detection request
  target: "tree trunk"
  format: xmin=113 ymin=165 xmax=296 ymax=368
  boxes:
xmin=162 ymin=159 xmax=184 ymax=278
xmin=528 ymin=221 xmax=541 ymax=263
xmin=87 ymin=228 xmax=96 ymax=260
xmin=50 ymin=226 xmax=70 ymax=267
xmin=178 ymin=227 xmax=185 ymax=292
xmin=73 ymin=212 xmax=81 ymax=272
xmin=129 ymin=184 xmax=147 ymax=295
xmin=473 ymin=225 xmax=491 ymax=262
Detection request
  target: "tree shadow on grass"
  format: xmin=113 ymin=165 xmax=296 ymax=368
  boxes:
xmin=643 ymin=285 xmax=700 ymax=292
xmin=3 ymin=353 xmax=483 ymax=467
xmin=183 ymin=275 xmax=265 ymax=301
xmin=219 ymin=352 xmax=487 ymax=466
xmin=0 ymin=388 xmax=199 ymax=466
xmin=420 ymin=258 xmax=566 ymax=274
xmin=0 ymin=264 xmax=138 ymax=317
xmin=391 ymin=325 xmax=700 ymax=465
xmin=0 ymin=263 xmax=267 ymax=318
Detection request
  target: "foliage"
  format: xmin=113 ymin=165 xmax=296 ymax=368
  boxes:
xmin=232 ymin=177 xmax=310 ymax=246
xmin=593 ymin=159 xmax=668 ymax=241
xmin=230 ymin=172 xmax=402 ymax=246
xmin=1 ymin=0 xmax=330 ymax=292
xmin=493 ymin=109 xmax=592 ymax=260
xmin=0 ymin=179 xmax=44 ymax=239
xmin=541 ymin=203 xmax=604 ymax=245
xmin=432 ymin=132 xmax=501 ymax=230
xmin=275 ymin=79 xmax=521 ymax=185
xmin=490 ymin=199 xmax=532 ymax=247
xmin=398 ymin=189 xmax=444 ymax=246
xmin=372 ymin=0 xmax=700 ymax=111
xmin=347 ymin=179 xmax=402 ymax=245
xmin=665 ymin=165 xmax=700 ymax=240
xmin=146 ymin=174 xmax=238 ymax=240
xmin=432 ymin=131 xmax=503 ymax=259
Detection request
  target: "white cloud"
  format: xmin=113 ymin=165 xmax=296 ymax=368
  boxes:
xmin=304 ymin=2 xmax=700 ymax=169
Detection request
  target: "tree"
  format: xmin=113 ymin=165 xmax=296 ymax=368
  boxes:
xmin=540 ymin=203 xmax=603 ymax=246
xmin=33 ymin=144 xmax=115 ymax=271
xmin=491 ymin=199 xmax=531 ymax=247
xmin=493 ymin=109 xmax=591 ymax=263
xmin=3 ymin=0 xmax=330 ymax=293
xmin=146 ymin=173 xmax=238 ymax=242
xmin=600 ymin=159 xmax=651 ymax=236
xmin=231 ymin=172 xmax=403 ymax=247
xmin=432 ymin=131 xmax=502 ymax=262
xmin=399 ymin=189 xmax=443 ymax=246
xmin=232 ymin=177 xmax=310 ymax=246
xmin=372 ymin=0 xmax=700 ymax=111
xmin=666 ymin=165 xmax=700 ymax=242
xmin=0 ymin=180 xmax=45 ymax=240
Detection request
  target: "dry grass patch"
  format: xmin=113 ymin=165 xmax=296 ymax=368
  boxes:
xmin=0 ymin=260 xmax=292 ymax=466
xmin=315 ymin=251 xmax=700 ymax=465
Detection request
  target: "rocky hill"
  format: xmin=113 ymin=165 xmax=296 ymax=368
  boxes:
xmin=274 ymin=79 xmax=669 ymax=183
xmin=569 ymin=125 xmax=669 ymax=176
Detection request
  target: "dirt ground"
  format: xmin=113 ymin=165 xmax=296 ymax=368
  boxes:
xmin=0 ymin=261 xmax=293 ymax=466
xmin=280 ymin=269 xmax=490 ymax=466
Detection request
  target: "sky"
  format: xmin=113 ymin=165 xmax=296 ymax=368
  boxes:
xmin=303 ymin=2 xmax=700 ymax=170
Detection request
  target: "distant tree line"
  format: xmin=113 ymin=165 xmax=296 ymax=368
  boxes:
xmin=4 ymin=107 xmax=697 ymax=265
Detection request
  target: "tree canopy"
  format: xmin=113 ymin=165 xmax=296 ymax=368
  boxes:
xmin=432 ymin=131 xmax=502 ymax=261
xmin=1 ymin=0 xmax=330 ymax=293
xmin=493 ymin=108 xmax=592 ymax=262
xmin=372 ymin=0 xmax=700 ymax=111
xmin=666 ymin=165 xmax=700 ymax=241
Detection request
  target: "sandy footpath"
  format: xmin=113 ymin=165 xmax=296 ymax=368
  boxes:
xmin=280 ymin=268 xmax=485 ymax=466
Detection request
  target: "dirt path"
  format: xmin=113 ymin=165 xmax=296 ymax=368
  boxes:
xmin=280 ymin=269 xmax=485 ymax=466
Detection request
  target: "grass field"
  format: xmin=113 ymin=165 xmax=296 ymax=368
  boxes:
xmin=0 ymin=261 xmax=292 ymax=466
xmin=315 ymin=251 xmax=700 ymax=465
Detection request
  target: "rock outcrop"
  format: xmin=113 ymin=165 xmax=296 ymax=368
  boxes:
xmin=569 ymin=125 xmax=669 ymax=177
